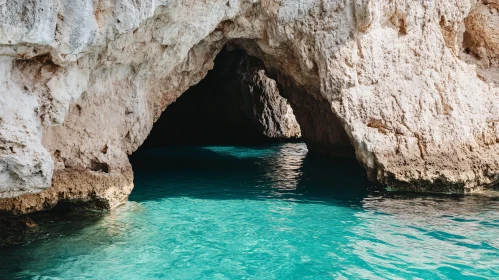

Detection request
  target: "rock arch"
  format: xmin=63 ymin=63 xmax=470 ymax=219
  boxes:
xmin=1 ymin=0 xmax=499 ymax=215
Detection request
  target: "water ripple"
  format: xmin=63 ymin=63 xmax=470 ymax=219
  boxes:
xmin=1 ymin=143 xmax=498 ymax=279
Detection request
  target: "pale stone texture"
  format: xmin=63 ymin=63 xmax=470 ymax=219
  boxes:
xmin=0 ymin=0 xmax=498 ymax=214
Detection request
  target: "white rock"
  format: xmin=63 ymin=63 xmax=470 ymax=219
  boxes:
xmin=0 ymin=0 xmax=498 ymax=214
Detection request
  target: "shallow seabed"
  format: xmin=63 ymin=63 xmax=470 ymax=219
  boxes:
xmin=1 ymin=143 xmax=498 ymax=279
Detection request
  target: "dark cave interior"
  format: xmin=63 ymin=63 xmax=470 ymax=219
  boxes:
xmin=141 ymin=48 xmax=302 ymax=148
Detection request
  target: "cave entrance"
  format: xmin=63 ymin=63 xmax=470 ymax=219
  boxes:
xmin=141 ymin=48 xmax=302 ymax=148
xmin=128 ymin=47 xmax=363 ymax=205
xmin=137 ymin=46 xmax=355 ymax=159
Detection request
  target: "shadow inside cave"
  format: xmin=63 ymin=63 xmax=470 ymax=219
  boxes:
xmin=129 ymin=142 xmax=499 ymax=214
xmin=142 ymin=48 xmax=302 ymax=147
xmin=129 ymin=143 xmax=373 ymax=207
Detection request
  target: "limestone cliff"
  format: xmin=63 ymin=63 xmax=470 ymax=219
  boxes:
xmin=1 ymin=0 xmax=499 ymax=214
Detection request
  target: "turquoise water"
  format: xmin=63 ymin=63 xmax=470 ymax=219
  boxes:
xmin=1 ymin=143 xmax=499 ymax=279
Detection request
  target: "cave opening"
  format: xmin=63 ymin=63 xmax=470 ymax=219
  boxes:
xmin=128 ymin=46 xmax=363 ymax=203
xmin=126 ymin=42 xmax=368 ymax=219
xmin=140 ymin=47 xmax=303 ymax=148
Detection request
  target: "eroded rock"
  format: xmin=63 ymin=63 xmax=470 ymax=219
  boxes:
xmin=464 ymin=0 xmax=499 ymax=60
xmin=0 ymin=0 xmax=498 ymax=214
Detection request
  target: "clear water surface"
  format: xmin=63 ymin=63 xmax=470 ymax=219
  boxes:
xmin=1 ymin=143 xmax=498 ymax=279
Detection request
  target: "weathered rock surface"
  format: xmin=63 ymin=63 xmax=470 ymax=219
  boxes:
xmin=1 ymin=0 xmax=499 ymax=214
xmin=143 ymin=48 xmax=300 ymax=147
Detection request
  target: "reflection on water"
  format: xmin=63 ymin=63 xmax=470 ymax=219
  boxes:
xmin=0 ymin=143 xmax=498 ymax=279
xmin=261 ymin=143 xmax=307 ymax=192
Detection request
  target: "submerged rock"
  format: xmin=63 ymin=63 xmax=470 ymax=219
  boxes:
xmin=0 ymin=0 xmax=499 ymax=214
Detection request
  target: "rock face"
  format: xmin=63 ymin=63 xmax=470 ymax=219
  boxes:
xmin=143 ymin=48 xmax=301 ymax=147
xmin=1 ymin=0 xmax=499 ymax=214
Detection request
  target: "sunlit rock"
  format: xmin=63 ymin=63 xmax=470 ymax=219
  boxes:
xmin=1 ymin=0 xmax=499 ymax=214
